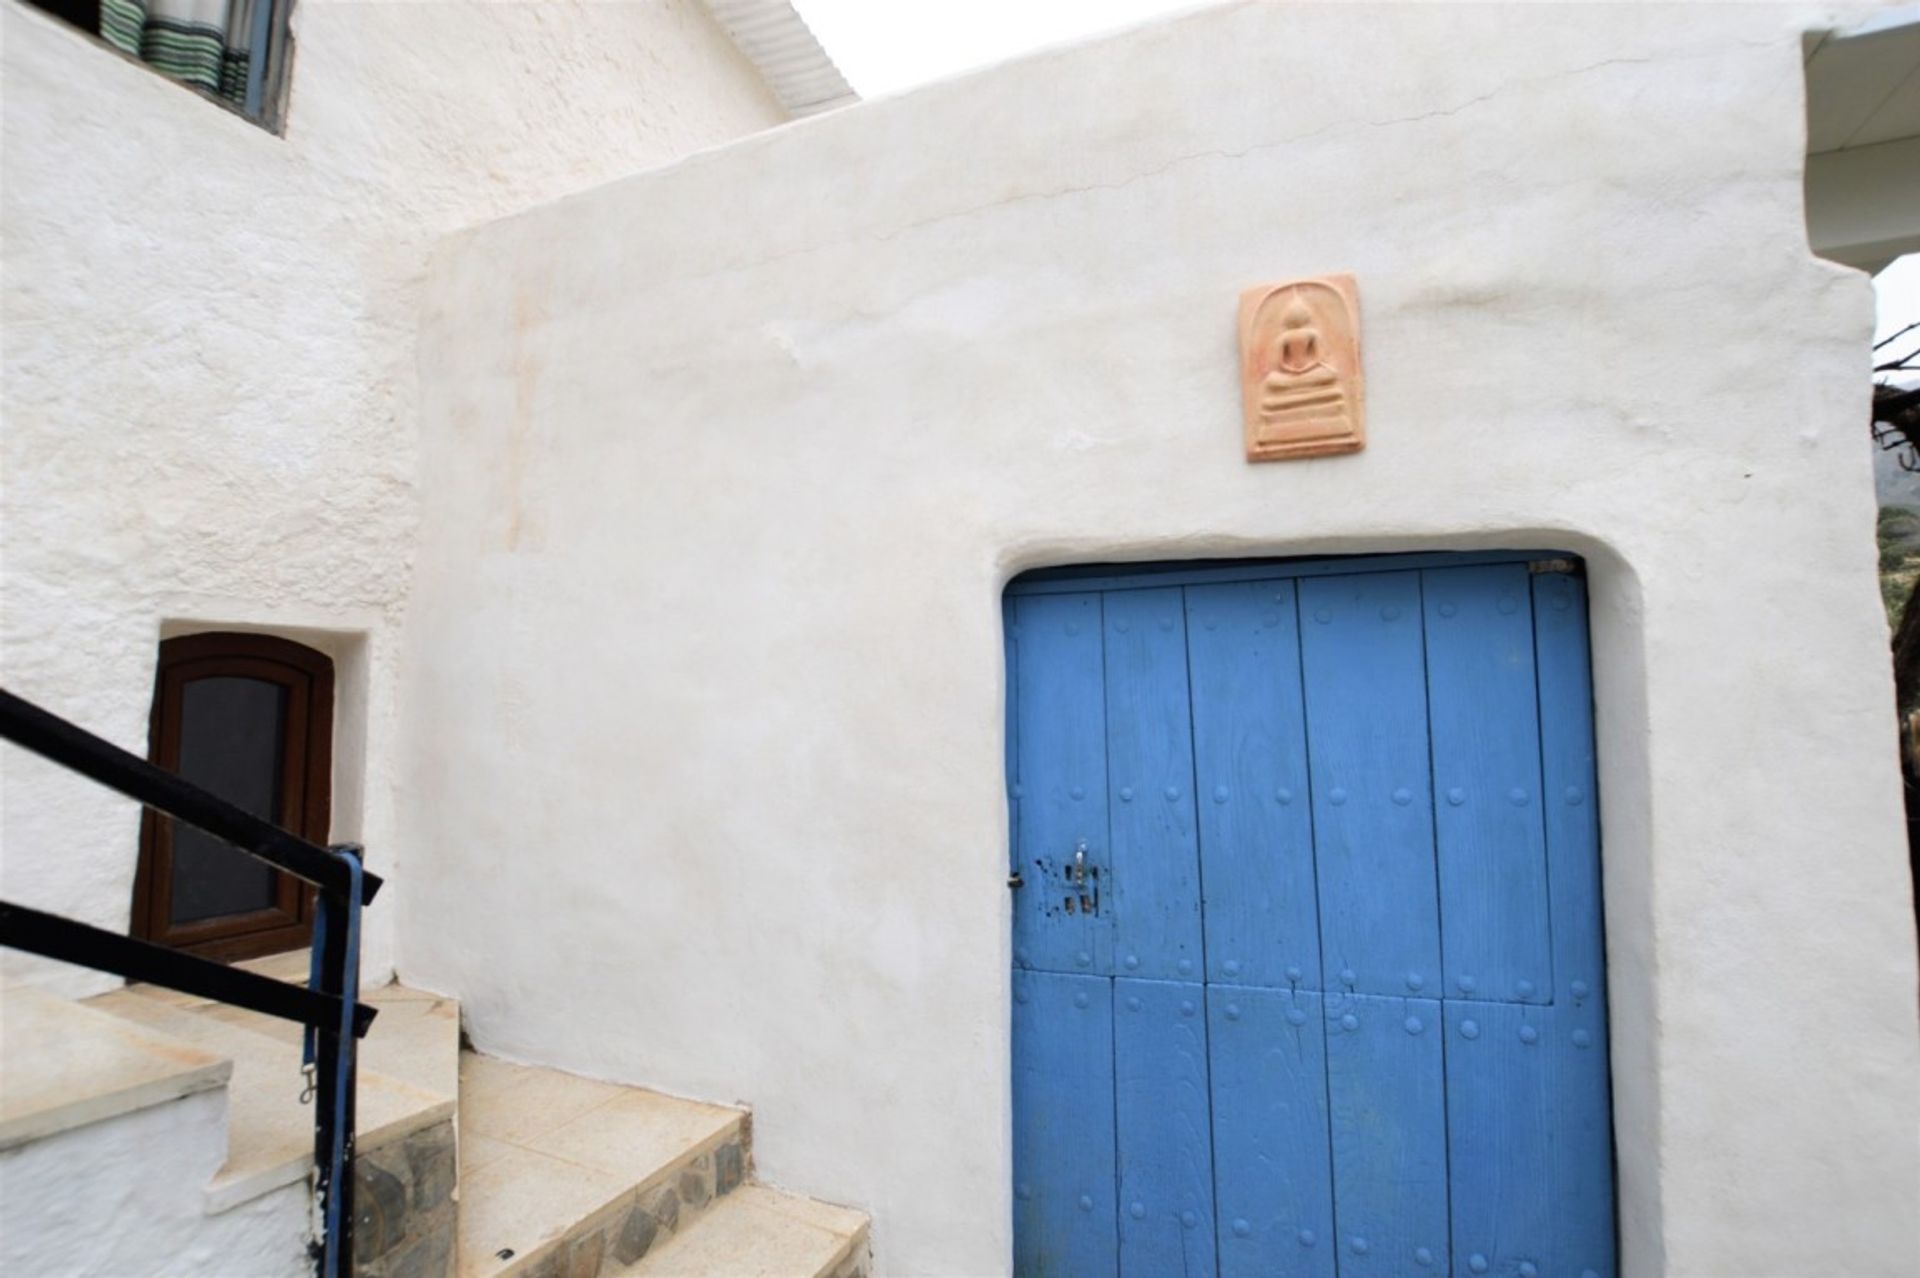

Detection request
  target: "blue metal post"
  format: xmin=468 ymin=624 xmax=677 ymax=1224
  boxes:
xmin=306 ymin=844 xmax=364 ymax=1278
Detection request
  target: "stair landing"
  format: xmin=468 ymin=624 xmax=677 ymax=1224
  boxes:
xmin=457 ymin=1053 xmax=868 ymax=1278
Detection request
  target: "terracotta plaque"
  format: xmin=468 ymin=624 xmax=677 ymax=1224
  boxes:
xmin=1238 ymin=274 xmax=1364 ymax=461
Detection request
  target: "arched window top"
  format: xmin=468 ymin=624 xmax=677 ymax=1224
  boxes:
xmin=158 ymin=630 xmax=334 ymax=680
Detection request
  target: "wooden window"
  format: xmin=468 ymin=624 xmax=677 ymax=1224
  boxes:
xmin=131 ymin=632 xmax=332 ymax=960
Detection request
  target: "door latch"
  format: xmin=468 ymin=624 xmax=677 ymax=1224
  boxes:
xmin=1064 ymin=838 xmax=1100 ymax=916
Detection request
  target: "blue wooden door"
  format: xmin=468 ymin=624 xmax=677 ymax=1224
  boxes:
xmin=1009 ymin=555 xmax=1614 ymax=1278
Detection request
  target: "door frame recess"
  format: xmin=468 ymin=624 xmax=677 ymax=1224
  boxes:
xmin=1003 ymin=548 xmax=1579 ymax=598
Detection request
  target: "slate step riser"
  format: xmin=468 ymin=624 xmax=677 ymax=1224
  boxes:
xmin=355 ymin=1118 xmax=459 ymax=1278
xmin=502 ymin=1119 xmax=751 ymax=1278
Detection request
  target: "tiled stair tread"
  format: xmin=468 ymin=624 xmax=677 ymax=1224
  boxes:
xmin=84 ymin=985 xmax=453 ymax=1211
xmin=194 ymin=983 xmax=461 ymax=1097
xmin=235 ymin=949 xmax=319 ymax=983
xmin=0 ymin=986 xmax=230 ymax=1149
xmin=610 ymin=1184 xmax=868 ymax=1278
xmin=123 ymin=951 xmax=461 ymax=1098
xmin=456 ymin=1052 xmax=746 ymax=1278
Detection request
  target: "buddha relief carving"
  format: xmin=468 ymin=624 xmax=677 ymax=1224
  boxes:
xmin=1238 ymin=275 xmax=1364 ymax=461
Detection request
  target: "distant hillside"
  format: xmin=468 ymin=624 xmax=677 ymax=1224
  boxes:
xmin=1879 ymin=505 xmax=1920 ymax=626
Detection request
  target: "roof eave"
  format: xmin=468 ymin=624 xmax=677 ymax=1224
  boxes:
xmin=701 ymin=0 xmax=860 ymax=118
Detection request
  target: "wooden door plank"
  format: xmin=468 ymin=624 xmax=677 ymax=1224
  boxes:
xmin=1530 ymin=569 xmax=1617 ymax=1277
xmin=1207 ymin=984 xmax=1336 ymax=1278
xmin=1185 ymin=580 xmax=1321 ymax=989
xmin=1533 ymin=570 xmax=1609 ymax=1008
xmin=1010 ymin=591 xmax=1112 ymax=977
xmin=1444 ymin=999 xmax=1615 ymax=1277
xmin=1103 ymin=588 xmax=1205 ymax=982
xmin=1298 ymin=572 xmax=1441 ymax=998
xmin=1114 ymin=977 xmax=1217 ymax=1278
xmin=1013 ymin=969 xmax=1119 ymax=1277
xmin=1324 ymin=991 xmax=1450 ymax=1272
xmin=1423 ymin=563 xmax=1553 ymax=1004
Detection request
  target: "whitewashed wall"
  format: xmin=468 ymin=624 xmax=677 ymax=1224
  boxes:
xmin=411 ymin=3 xmax=1920 ymax=1274
xmin=0 ymin=0 xmax=786 ymax=992
xmin=0 ymin=1089 xmax=309 ymax=1278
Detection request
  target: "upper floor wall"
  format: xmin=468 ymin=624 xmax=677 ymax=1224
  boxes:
xmin=0 ymin=0 xmax=790 ymax=991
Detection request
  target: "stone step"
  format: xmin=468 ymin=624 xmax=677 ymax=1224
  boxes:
xmin=455 ymin=1052 xmax=748 ymax=1278
xmin=608 ymin=1183 xmax=870 ymax=1278
xmin=117 ymin=950 xmax=461 ymax=1103
xmin=0 ymin=987 xmax=279 ymax=1277
xmin=83 ymin=954 xmax=465 ymax=1277
xmin=85 ymin=974 xmax=458 ymax=1213
xmin=0 ymin=985 xmax=230 ymax=1151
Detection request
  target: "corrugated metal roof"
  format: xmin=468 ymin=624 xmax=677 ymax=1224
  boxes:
xmin=701 ymin=0 xmax=859 ymax=117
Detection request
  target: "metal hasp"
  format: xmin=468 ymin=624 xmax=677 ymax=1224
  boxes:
xmin=1071 ymin=839 xmax=1100 ymax=917
xmin=0 ymin=687 xmax=380 ymax=1278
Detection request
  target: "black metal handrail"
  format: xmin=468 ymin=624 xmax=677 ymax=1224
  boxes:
xmin=0 ymin=687 xmax=379 ymax=1278
xmin=0 ymin=690 xmax=381 ymax=902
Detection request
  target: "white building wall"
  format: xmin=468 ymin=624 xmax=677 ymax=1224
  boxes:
xmin=0 ymin=1089 xmax=309 ymax=1278
xmin=0 ymin=0 xmax=787 ymax=993
xmin=408 ymin=3 xmax=1920 ymax=1274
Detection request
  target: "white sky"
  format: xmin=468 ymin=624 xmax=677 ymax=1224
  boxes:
xmin=1878 ymin=256 xmax=1920 ymax=381
xmin=791 ymin=0 xmax=1201 ymax=98
xmin=788 ymin=3 xmax=1918 ymax=372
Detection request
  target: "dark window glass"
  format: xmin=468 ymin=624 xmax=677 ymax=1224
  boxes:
xmin=26 ymin=0 xmax=99 ymax=36
xmin=167 ymin=676 xmax=287 ymax=924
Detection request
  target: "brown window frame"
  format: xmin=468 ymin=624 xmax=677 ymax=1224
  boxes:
xmin=130 ymin=632 xmax=333 ymax=961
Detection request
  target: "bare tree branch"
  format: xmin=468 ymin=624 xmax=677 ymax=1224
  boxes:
xmin=1877 ymin=319 xmax=1920 ymax=352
